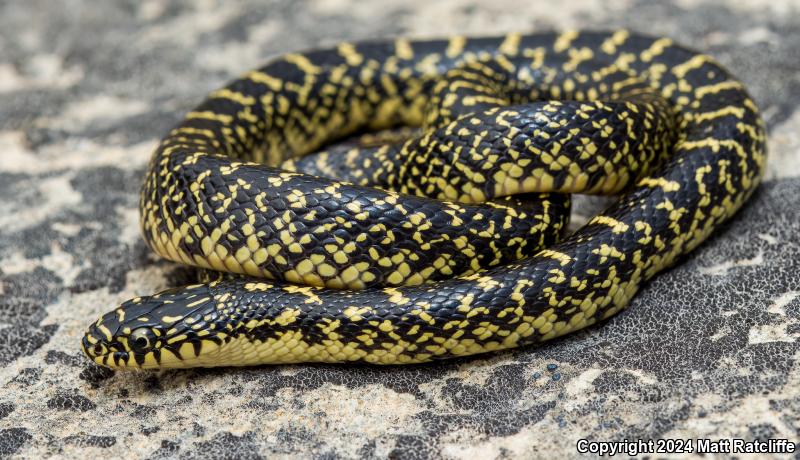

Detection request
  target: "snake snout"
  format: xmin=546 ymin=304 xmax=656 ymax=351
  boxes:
xmin=80 ymin=332 xmax=96 ymax=357
xmin=81 ymin=325 xmax=113 ymax=363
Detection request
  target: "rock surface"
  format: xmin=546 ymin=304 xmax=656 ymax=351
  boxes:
xmin=1 ymin=0 xmax=798 ymax=458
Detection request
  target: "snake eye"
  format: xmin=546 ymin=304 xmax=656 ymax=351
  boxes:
xmin=129 ymin=328 xmax=155 ymax=351
xmin=92 ymin=343 xmax=105 ymax=356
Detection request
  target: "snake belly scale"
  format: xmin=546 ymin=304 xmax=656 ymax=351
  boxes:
xmin=82 ymin=30 xmax=766 ymax=369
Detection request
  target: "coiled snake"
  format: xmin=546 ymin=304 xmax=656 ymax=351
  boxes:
xmin=82 ymin=30 xmax=766 ymax=369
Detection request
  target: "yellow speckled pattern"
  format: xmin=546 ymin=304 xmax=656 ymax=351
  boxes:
xmin=82 ymin=30 xmax=766 ymax=369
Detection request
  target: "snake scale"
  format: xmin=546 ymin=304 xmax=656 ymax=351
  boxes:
xmin=82 ymin=30 xmax=766 ymax=369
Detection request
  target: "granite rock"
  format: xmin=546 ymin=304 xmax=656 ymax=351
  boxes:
xmin=0 ymin=0 xmax=798 ymax=458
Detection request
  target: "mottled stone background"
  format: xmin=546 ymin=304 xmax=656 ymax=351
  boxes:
xmin=1 ymin=0 xmax=799 ymax=458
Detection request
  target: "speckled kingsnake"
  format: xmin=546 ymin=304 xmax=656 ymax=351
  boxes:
xmin=82 ymin=31 xmax=766 ymax=369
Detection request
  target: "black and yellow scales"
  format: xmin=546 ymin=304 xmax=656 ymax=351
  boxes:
xmin=82 ymin=30 xmax=766 ymax=369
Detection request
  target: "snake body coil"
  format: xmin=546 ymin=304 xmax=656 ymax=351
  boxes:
xmin=82 ymin=31 xmax=766 ymax=369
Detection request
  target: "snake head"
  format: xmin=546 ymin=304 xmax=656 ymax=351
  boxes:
xmin=82 ymin=284 xmax=220 ymax=369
